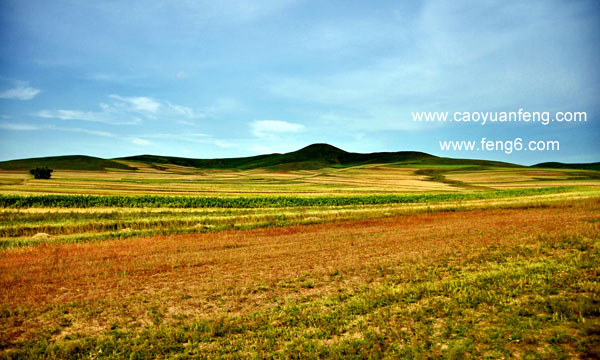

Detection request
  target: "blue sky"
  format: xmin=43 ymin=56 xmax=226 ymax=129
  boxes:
xmin=0 ymin=0 xmax=598 ymax=165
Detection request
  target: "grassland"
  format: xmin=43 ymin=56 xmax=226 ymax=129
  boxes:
xmin=1 ymin=199 xmax=598 ymax=358
xmin=1 ymin=161 xmax=598 ymax=197
xmin=0 ymin=159 xmax=599 ymax=358
xmin=0 ymin=164 xmax=456 ymax=196
xmin=0 ymin=187 xmax=597 ymax=249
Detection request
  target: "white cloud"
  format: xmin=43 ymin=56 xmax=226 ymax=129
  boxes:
xmin=167 ymin=102 xmax=203 ymax=119
xmin=50 ymin=126 xmax=116 ymax=137
xmin=131 ymin=132 xmax=235 ymax=149
xmin=109 ymin=94 xmax=161 ymax=113
xmin=0 ymin=122 xmax=115 ymax=138
xmin=36 ymin=109 xmax=140 ymax=125
xmin=131 ymin=138 xmax=152 ymax=146
xmin=0 ymin=82 xmax=41 ymax=100
xmin=0 ymin=122 xmax=40 ymax=130
xmin=36 ymin=94 xmax=202 ymax=125
xmin=132 ymin=132 xmax=209 ymax=141
xmin=251 ymin=120 xmax=304 ymax=138
xmin=37 ymin=110 xmax=98 ymax=122
xmin=127 ymin=132 xmax=237 ymax=150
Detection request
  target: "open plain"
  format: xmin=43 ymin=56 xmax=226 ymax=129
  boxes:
xmin=1 ymin=160 xmax=599 ymax=358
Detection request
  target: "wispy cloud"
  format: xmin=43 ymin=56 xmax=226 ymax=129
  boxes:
xmin=167 ymin=102 xmax=203 ymax=119
xmin=109 ymin=94 xmax=161 ymax=113
xmin=49 ymin=126 xmax=116 ymax=138
xmin=0 ymin=122 xmax=40 ymax=130
xmin=36 ymin=94 xmax=203 ymax=125
xmin=36 ymin=109 xmax=140 ymax=125
xmin=136 ymin=132 xmax=210 ymax=140
xmin=251 ymin=120 xmax=304 ymax=138
xmin=131 ymin=132 xmax=233 ymax=149
xmin=0 ymin=81 xmax=41 ymax=100
xmin=0 ymin=122 xmax=116 ymax=138
xmin=131 ymin=138 xmax=152 ymax=146
xmin=38 ymin=110 xmax=101 ymax=122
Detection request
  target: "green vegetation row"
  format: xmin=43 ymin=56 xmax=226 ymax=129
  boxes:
xmin=0 ymin=187 xmax=577 ymax=209
xmin=3 ymin=197 xmax=597 ymax=249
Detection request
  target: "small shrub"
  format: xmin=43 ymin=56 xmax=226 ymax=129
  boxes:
xmin=29 ymin=167 xmax=53 ymax=179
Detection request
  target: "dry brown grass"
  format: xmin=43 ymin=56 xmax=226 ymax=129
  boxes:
xmin=1 ymin=198 xmax=598 ymax=347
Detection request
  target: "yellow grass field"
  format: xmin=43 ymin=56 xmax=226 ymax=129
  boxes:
xmin=1 ymin=162 xmax=598 ymax=196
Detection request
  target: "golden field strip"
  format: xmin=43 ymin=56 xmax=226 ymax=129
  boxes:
xmin=0 ymin=163 xmax=599 ymax=358
xmin=0 ymin=165 xmax=456 ymax=196
xmin=1 ymin=188 xmax=599 ymax=248
xmin=1 ymin=163 xmax=599 ymax=197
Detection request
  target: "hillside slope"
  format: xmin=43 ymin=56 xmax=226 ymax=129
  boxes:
xmin=0 ymin=155 xmax=135 ymax=171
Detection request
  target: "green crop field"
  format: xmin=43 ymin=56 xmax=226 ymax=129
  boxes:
xmin=1 ymin=156 xmax=599 ymax=358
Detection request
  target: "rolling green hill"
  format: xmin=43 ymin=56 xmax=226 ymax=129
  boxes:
xmin=121 ymin=144 xmax=438 ymax=170
xmin=120 ymin=143 xmax=519 ymax=170
xmin=0 ymin=155 xmax=136 ymax=171
xmin=1 ymin=144 xmax=596 ymax=171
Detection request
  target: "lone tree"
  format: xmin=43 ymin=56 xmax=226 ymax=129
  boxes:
xmin=29 ymin=167 xmax=53 ymax=179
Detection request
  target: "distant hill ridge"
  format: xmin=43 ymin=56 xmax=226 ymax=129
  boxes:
xmin=0 ymin=143 xmax=596 ymax=171
xmin=119 ymin=143 xmax=517 ymax=170
xmin=120 ymin=143 xmax=443 ymax=170
xmin=532 ymin=162 xmax=600 ymax=171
